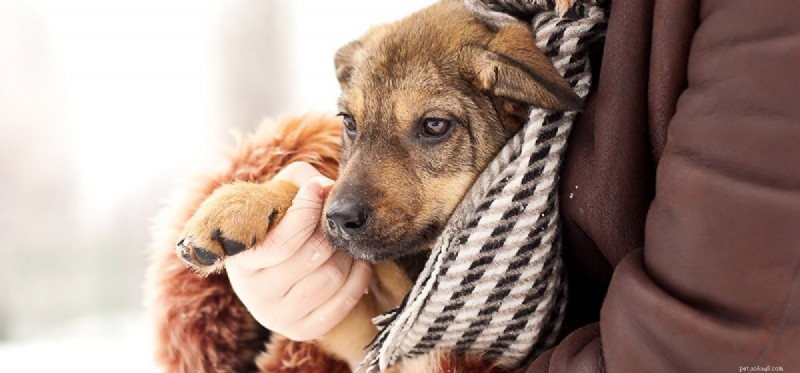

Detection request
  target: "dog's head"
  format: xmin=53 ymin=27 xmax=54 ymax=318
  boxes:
xmin=323 ymin=1 xmax=579 ymax=262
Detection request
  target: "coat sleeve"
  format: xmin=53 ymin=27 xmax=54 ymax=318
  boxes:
xmin=524 ymin=0 xmax=800 ymax=371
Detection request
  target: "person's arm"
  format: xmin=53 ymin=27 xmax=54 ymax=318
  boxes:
xmin=525 ymin=0 xmax=800 ymax=371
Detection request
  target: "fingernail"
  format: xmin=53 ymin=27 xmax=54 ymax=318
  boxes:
xmin=311 ymin=178 xmax=335 ymax=198
xmin=308 ymin=178 xmax=333 ymax=198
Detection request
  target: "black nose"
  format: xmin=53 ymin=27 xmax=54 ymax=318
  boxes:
xmin=326 ymin=198 xmax=371 ymax=239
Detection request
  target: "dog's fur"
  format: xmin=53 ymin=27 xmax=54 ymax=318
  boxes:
xmin=152 ymin=1 xmax=577 ymax=371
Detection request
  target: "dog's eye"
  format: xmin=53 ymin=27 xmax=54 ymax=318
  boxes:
xmin=338 ymin=113 xmax=357 ymax=137
xmin=420 ymin=118 xmax=452 ymax=137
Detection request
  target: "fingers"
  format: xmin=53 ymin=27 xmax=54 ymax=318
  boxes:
xmin=227 ymin=226 xmax=337 ymax=305
xmin=286 ymin=260 xmax=372 ymax=341
xmin=225 ymin=174 xmax=334 ymax=272
xmin=274 ymin=250 xmax=355 ymax=322
xmin=230 ymin=248 xmax=372 ymax=341
xmin=261 ymin=175 xmax=333 ymax=265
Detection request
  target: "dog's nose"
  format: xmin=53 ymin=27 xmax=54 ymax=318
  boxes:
xmin=326 ymin=199 xmax=371 ymax=239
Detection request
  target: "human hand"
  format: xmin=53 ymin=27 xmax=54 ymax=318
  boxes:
xmin=225 ymin=162 xmax=372 ymax=342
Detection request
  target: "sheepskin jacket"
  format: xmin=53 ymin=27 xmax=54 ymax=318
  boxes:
xmin=524 ymin=0 xmax=800 ymax=371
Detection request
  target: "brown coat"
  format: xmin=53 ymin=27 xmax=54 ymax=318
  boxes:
xmin=524 ymin=0 xmax=800 ymax=371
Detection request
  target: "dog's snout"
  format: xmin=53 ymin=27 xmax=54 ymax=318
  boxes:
xmin=326 ymin=198 xmax=371 ymax=239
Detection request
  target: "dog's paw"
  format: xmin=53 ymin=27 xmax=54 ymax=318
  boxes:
xmin=176 ymin=180 xmax=299 ymax=273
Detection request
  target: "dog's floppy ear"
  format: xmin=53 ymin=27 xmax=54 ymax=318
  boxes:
xmin=334 ymin=40 xmax=362 ymax=87
xmin=470 ymin=24 xmax=581 ymax=111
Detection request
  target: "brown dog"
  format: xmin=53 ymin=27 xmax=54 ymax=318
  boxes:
xmin=174 ymin=0 xmax=577 ymax=370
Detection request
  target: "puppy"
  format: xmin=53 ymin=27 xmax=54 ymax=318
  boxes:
xmin=176 ymin=0 xmax=578 ymax=370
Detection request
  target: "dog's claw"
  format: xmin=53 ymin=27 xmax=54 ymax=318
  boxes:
xmin=220 ymin=237 xmax=246 ymax=256
xmin=194 ymin=246 xmax=221 ymax=265
xmin=267 ymin=209 xmax=279 ymax=229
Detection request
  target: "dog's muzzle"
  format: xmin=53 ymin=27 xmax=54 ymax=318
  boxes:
xmin=325 ymin=197 xmax=371 ymax=241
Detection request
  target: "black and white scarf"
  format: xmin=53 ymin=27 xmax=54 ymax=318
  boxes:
xmin=364 ymin=1 xmax=606 ymax=371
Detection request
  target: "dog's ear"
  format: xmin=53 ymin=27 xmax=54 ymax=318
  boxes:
xmin=334 ymin=40 xmax=362 ymax=87
xmin=470 ymin=24 xmax=581 ymax=111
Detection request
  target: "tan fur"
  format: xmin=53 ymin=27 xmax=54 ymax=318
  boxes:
xmin=150 ymin=1 xmax=579 ymax=372
xmin=474 ymin=23 xmax=581 ymax=110
xmin=177 ymin=180 xmax=299 ymax=271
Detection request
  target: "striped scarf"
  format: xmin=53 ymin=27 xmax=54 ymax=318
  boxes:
xmin=363 ymin=1 xmax=606 ymax=371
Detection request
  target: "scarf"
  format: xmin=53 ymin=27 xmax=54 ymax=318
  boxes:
xmin=364 ymin=1 xmax=606 ymax=371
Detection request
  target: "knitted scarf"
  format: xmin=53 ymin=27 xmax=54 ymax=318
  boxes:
xmin=364 ymin=1 xmax=606 ymax=371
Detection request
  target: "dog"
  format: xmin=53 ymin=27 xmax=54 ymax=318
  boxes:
xmin=174 ymin=0 xmax=578 ymax=370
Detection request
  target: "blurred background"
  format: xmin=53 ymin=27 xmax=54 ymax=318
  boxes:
xmin=0 ymin=0 xmax=433 ymax=371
